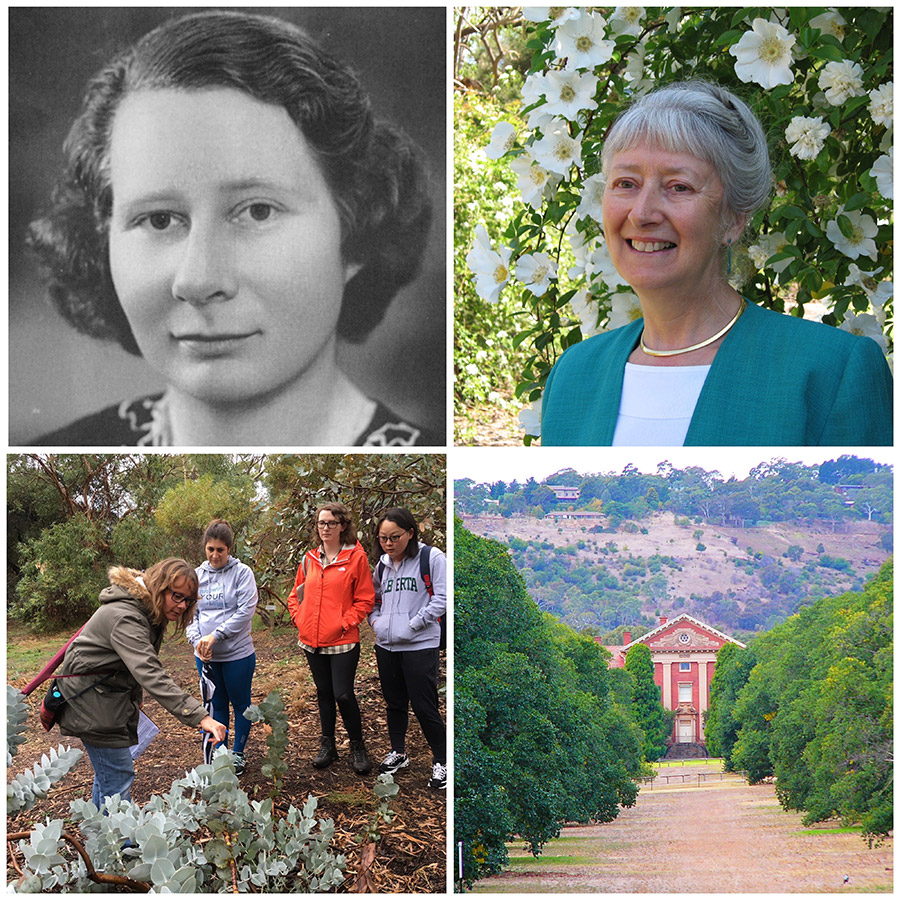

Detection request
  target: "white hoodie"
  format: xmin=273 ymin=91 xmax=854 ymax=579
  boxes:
xmin=369 ymin=544 xmax=446 ymax=651
xmin=187 ymin=556 xmax=258 ymax=662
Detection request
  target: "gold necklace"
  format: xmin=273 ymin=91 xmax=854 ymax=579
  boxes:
xmin=640 ymin=298 xmax=747 ymax=358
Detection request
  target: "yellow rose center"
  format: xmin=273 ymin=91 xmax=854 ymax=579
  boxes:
xmin=493 ymin=264 xmax=509 ymax=284
xmin=560 ymin=84 xmax=576 ymax=103
xmin=532 ymin=265 xmax=549 ymax=283
xmin=758 ymin=35 xmax=785 ymax=63
xmin=575 ymin=35 xmax=594 ymax=53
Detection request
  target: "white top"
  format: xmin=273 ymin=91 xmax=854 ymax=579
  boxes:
xmin=612 ymin=363 xmax=711 ymax=446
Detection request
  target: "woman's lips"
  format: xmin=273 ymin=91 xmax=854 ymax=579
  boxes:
xmin=628 ymin=239 xmax=676 ymax=253
xmin=174 ymin=332 xmax=261 ymax=356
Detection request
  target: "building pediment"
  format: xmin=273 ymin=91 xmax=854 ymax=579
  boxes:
xmin=635 ymin=613 xmax=745 ymax=651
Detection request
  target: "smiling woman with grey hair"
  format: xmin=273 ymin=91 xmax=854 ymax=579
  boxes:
xmin=26 ymin=9 xmax=440 ymax=447
xmin=541 ymin=80 xmax=892 ymax=446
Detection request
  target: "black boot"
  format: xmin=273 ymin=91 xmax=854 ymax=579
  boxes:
xmin=312 ymin=735 xmax=339 ymax=768
xmin=349 ymin=739 xmax=372 ymax=774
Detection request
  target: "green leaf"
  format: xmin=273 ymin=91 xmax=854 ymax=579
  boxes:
xmin=778 ymin=205 xmax=808 ymax=220
xmin=715 ymin=29 xmax=743 ymax=47
xmin=809 ymin=43 xmax=845 ymax=62
xmin=837 ymin=215 xmax=854 ymax=239
xmin=844 ymin=192 xmax=871 ymax=212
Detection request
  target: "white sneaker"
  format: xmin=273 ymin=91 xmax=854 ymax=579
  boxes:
xmin=428 ymin=761 xmax=447 ymax=790
xmin=378 ymin=750 xmax=409 ymax=775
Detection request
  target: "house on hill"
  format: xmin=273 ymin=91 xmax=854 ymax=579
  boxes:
xmin=546 ymin=485 xmax=580 ymax=501
xmin=599 ymin=614 xmax=745 ymax=753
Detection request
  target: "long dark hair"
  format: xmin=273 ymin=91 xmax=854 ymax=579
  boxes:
xmin=203 ymin=518 xmax=234 ymax=550
xmin=376 ymin=507 xmax=420 ymax=560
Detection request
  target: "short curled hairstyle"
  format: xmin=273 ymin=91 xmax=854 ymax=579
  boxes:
xmin=142 ymin=557 xmax=199 ymax=632
xmin=601 ymin=80 xmax=772 ymax=223
xmin=313 ymin=502 xmax=357 ymax=547
xmin=27 ymin=10 xmax=433 ymax=354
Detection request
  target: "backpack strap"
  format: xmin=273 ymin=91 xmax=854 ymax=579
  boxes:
xmin=22 ymin=623 xmax=88 ymax=696
xmin=419 ymin=545 xmax=434 ymax=597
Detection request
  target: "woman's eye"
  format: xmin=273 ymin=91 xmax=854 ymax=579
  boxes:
xmin=238 ymin=203 xmax=278 ymax=223
xmin=147 ymin=212 xmax=174 ymax=230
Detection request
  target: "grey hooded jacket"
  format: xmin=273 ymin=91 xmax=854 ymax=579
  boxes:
xmin=57 ymin=567 xmax=206 ymax=747
xmin=186 ymin=556 xmax=258 ymax=662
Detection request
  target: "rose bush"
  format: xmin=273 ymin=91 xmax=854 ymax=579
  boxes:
xmin=458 ymin=7 xmax=893 ymax=444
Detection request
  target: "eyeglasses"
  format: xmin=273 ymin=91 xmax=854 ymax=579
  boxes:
xmin=170 ymin=590 xmax=197 ymax=607
xmin=317 ymin=520 xmax=341 ymax=529
xmin=379 ymin=532 xmax=408 ymax=544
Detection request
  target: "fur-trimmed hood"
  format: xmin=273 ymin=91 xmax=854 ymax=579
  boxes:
xmin=100 ymin=566 xmax=150 ymax=605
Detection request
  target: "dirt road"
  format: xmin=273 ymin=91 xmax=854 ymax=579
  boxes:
xmin=474 ymin=762 xmax=892 ymax=893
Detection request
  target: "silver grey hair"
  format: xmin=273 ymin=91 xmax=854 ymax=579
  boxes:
xmin=601 ymin=80 xmax=772 ymax=221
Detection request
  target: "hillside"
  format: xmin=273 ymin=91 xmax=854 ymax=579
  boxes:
xmin=460 ymin=510 xmax=891 ymax=637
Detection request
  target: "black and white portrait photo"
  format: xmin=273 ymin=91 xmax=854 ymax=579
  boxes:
xmin=10 ymin=7 xmax=446 ymax=447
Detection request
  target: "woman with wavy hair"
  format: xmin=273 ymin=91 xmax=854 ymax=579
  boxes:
xmin=27 ymin=10 xmax=437 ymax=446
xmin=56 ymin=558 xmax=227 ymax=807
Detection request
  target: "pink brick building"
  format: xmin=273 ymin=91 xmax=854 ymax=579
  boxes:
xmin=601 ymin=614 xmax=745 ymax=747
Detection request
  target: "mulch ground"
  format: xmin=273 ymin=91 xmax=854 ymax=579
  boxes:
xmin=7 ymin=624 xmax=446 ymax=892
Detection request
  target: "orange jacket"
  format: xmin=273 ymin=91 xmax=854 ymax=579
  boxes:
xmin=287 ymin=542 xmax=375 ymax=648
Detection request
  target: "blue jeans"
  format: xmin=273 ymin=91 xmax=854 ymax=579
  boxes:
xmin=195 ymin=653 xmax=256 ymax=754
xmin=82 ymin=742 xmax=135 ymax=808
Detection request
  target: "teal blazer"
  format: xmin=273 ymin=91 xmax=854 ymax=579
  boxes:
xmin=541 ymin=300 xmax=893 ymax=446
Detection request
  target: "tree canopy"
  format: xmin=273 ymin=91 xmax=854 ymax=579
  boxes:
xmin=8 ymin=454 xmax=445 ymax=630
xmin=707 ymin=561 xmax=893 ymax=844
xmin=454 ymin=517 xmax=645 ymax=884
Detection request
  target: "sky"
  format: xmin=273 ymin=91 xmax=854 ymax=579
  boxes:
xmin=451 ymin=446 xmax=895 ymax=486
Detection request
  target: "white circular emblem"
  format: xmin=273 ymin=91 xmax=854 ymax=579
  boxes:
xmin=678 ymin=632 xmax=691 ymax=644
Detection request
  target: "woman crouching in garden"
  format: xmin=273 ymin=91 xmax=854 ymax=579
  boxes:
xmin=56 ymin=559 xmax=227 ymax=807
xmin=287 ymin=503 xmax=375 ymax=774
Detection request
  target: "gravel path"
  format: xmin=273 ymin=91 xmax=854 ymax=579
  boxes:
xmin=474 ymin=763 xmax=892 ymax=893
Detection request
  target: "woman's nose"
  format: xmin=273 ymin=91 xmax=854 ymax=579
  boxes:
xmin=171 ymin=225 xmax=237 ymax=305
xmin=628 ymin=185 xmax=663 ymax=226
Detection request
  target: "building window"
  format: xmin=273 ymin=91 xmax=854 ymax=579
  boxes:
xmin=678 ymin=683 xmax=692 ymax=703
xmin=679 ymin=662 xmax=691 ymax=672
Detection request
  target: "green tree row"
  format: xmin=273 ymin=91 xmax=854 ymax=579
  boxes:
xmin=8 ymin=454 xmax=445 ymax=631
xmin=705 ymin=561 xmax=893 ymax=844
xmin=454 ymin=517 xmax=667 ymax=884
xmin=456 ymin=456 xmax=893 ymax=525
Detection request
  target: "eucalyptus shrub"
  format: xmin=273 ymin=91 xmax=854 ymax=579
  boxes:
xmin=463 ymin=7 xmax=893 ymax=443
xmin=9 ymin=751 xmax=346 ymax=893
xmin=244 ymin=689 xmax=289 ymax=796
xmin=7 ymin=685 xmax=83 ymax=814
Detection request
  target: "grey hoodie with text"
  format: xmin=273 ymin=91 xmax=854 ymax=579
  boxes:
xmin=369 ymin=544 xmax=447 ymax=651
xmin=187 ymin=556 xmax=258 ymax=662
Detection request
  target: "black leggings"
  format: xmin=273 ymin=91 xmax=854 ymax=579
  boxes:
xmin=375 ymin=645 xmax=446 ymax=764
xmin=304 ymin=645 xmax=362 ymax=741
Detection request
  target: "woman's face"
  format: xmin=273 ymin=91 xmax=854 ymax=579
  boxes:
xmin=163 ymin=574 xmax=197 ymax=621
xmin=205 ymin=540 xmax=230 ymax=569
xmin=108 ymin=88 xmax=357 ymax=407
xmin=378 ymin=520 xmax=414 ymax=562
xmin=603 ymin=145 xmax=741 ymax=297
xmin=316 ymin=510 xmax=344 ymax=544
